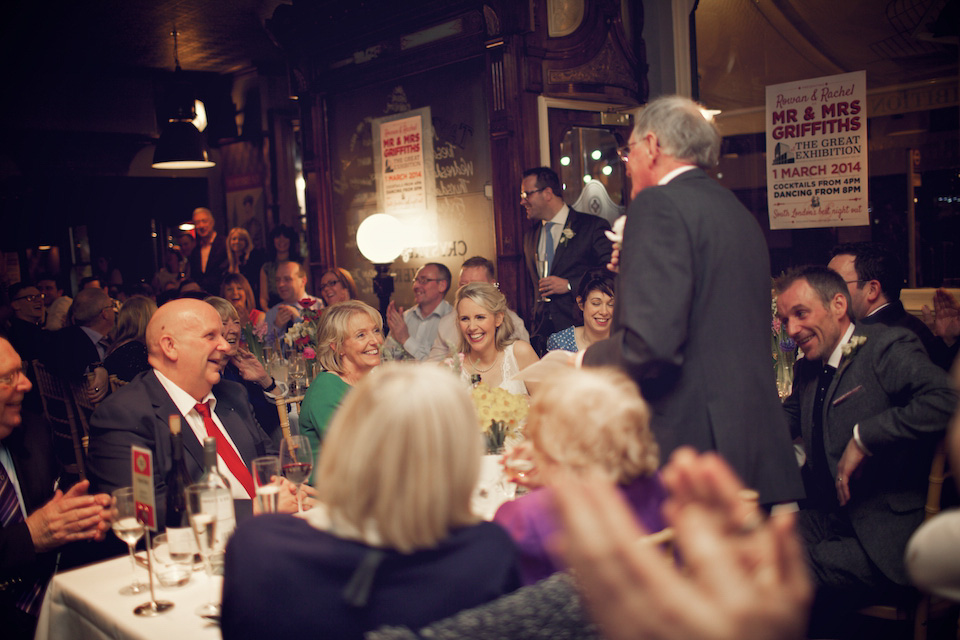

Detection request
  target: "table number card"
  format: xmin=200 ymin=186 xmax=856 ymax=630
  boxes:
xmin=131 ymin=445 xmax=158 ymax=531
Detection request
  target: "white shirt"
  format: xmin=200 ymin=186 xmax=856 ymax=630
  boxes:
xmin=402 ymin=299 xmax=453 ymax=361
xmin=658 ymin=165 xmax=697 ymax=185
xmin=152 ymin=369 xmax=250 ymax=500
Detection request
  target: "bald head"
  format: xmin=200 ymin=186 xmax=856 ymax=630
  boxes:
xmin=148 ymin=299 xmax=228 ymax=401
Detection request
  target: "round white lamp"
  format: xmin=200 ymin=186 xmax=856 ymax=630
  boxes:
xmin=356 ymin=213 xmax=407 ymax=321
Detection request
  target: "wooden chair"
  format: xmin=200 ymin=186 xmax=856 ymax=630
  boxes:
xmin=108 ymin=374 xmax=127 ymax=393
xmin=858 ymin=438 xmax=956 ymax=640
xmin=68 ymin=380 xmax=98 ymax=460
xmin=30 ymin=360 xmax=86 ymax=481
xmin=274 ymin=394 xmax=305 ymax=447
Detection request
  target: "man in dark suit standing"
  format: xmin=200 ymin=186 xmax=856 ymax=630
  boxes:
xmin=581 ymin=95 xmax=802 ymax=506
xmin=0 ymin=337 xmax=111 ymax=640
xmin=86 ymin=298 xmax=276 ymax=523
xmin=188 ymin=207 xmax=229 ymax=295
xmin=522 ymin=167 xmax=611 ymax=355
xmin=828 ymin=242 xmax=951 ymax=369
xmin=776 ymin=266 xmax=955 ymax=633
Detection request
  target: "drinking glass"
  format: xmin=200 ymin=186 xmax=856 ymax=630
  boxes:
xmin=280 ymin=435 xmax=313 ymax=513
xmin=288 ymin=353 xmax=307 ymax=396
xmin=252 ymin=456 xmax=281 ymax=514
xmin=536 ymin=258 xmax=551 ymax=302
xmin=111 ymin=487 xmax=146 ymax=595
xmin=152 ymin=533 xmax=192 ymax=588
xmin=186 ymin=484 xmax=222 ymax=617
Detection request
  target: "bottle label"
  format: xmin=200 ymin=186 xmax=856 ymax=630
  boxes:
xmin=214 ymin=489 xmax=236 ymax=552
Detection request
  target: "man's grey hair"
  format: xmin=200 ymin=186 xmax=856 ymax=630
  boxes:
xmin=633 ymin=95 xmax=720 ymax=169
xmin=71 ymin=287 xmax=111 ymax=327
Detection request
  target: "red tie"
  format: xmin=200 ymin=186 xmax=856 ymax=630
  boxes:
xmin=194 ymin=401 xmax=255 ymax=498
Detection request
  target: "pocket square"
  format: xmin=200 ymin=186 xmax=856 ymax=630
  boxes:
xmin=832 ymin=385 xmax=863 ymax=406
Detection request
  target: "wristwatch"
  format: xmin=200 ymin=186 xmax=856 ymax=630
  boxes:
xmin=262 ymin=378 xmax=277 ymax=392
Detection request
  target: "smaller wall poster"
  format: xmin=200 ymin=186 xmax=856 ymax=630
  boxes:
xmin=766 ymin=70 xmax=869 ymax=230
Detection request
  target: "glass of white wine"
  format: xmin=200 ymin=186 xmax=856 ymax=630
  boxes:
xmin=186 ymin=483 xmax=222 ymax=617
xmin=536 ymin=258 xmax=551 ymax=302
xmin=111 ymin=487 xmax=146 ymax=595
xmin=252 ymin=456 xmax=281 ymax=514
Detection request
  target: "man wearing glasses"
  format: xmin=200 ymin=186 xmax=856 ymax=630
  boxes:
xmin=6 ymin=283 xmax=47 ymax=364
xmin=521 ymin=167 xmax=612 ymax=355
xmin=385 ymin=263 xmax=453 ymax=360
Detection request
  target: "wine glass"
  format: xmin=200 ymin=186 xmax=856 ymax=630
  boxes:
xmin=111 ymin=487 xmax=146 ymax=595
xmin=288 ymin=353 xmax=307 ymax=396
xmin=185 ymin=484 xmax=222 ymax=617
xmin=536 ymin=258 xmax=551 ymax=302
xmin=280 ymin=435 xmax=313 ymax=513
xmin=252 ymin=456 xmax=281 ymax=514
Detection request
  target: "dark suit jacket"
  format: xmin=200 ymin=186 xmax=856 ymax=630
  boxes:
xmin=1 ymin=412 xmax=59 ymax=630
xmin=861 ymin=300 xmax=951 ymax=369
xmin=45 ymin=325 xmax=101 ymax=381
xmin=583 ymin=168 xmax=803 ymax=505
xmin=189 ymin=234 xmax=229 ymax=295
xmin=86 ymin=370 xmax=275 ymax=524
xmin=782 ymin=324 xmax=956 ymax=585
xmin=523 ymin=207 xmax=611 ymax=352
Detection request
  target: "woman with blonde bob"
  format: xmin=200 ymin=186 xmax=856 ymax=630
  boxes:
xmin=299 ymin=300 xmax=384 ymax=466
xmin=103 ymin=295 xmax=157 ymax=382
xmin=226 ymin=227 xmax=264 ymax=302
xmin=222 ymin=363 xmax=521 ymax=639
xmin=494 ymin=366 xmax=667 ymax=585
xmin=455 ymin=282 xmax=538 ymax=394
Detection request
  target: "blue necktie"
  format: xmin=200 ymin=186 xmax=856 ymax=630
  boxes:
xmin=543 ymin=222 xmax=556 ymax=271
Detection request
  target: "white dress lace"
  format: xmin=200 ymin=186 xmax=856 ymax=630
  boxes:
xmin=460 ymin=343 xmax=529 ymax=396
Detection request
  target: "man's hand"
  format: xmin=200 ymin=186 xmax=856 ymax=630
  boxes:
xmin=386 ymin=301 xmax=410 ymax=345
xmin=607 ymin=245 xmax=621 ymax=274
xmin=835 ymin=438 xmax=866 ymax=506
xmin=86 ymin=367 xmax=109 ymax=404
xmin=230 ymin=347 xmax=272 ymax=388
xmin=553 ymin=448 xmax=812 ymax=640
xmin=921 ymin=288 xmax=960 ymax=347
xmin=274 ymin=304 xmax=302 ymax=328
xmin=26 ymin=480 xmax=112 ymax=553
xmin=538 ymin=276 xmax=570 ymax=297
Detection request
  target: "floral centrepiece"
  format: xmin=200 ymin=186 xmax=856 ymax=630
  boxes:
xmin=282 ymin=298 xmax=323 ymax=360
xmin=471 ymin=382 xmax=528 ymax=453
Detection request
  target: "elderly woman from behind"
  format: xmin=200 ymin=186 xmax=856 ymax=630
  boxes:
xmin=222 ymin=363 xmax=521 ymax=639
xmin=456 ymin=282 xmax=538 ymax=395
xmin=299 ymin=300 xmax=384 ymax=465
xmin=494 ymin=366 xmax=667 ymax=586
xmin=104 ymin=295 xmax=157 ymax=382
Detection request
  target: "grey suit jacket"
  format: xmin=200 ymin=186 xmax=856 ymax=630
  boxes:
xmin=523 ymin=208 xmax=611 ymax=352
xmin=86 ymin=370 xmax=275 ymax=524
xmin=583 ymin=168 xmax=803 ymax=505
xmin=783 ymin=323 xmax=956 ymax=585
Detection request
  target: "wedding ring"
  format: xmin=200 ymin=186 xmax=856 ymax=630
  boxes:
xmin=736 ymin=509 xmax=765 ymax=535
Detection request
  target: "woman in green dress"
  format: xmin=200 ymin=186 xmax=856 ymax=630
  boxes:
xmin=299 ymin=300 xmax=384 ymax=482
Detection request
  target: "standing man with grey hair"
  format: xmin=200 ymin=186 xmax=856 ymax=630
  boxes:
xmin=581 ymin=95 xmax=803 ymax=506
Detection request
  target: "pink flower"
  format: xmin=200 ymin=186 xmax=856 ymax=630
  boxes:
xmin=303 ymin=347 xmax=316 ymax=360
xmin=772 ymin=316 xmax=781 ymax=333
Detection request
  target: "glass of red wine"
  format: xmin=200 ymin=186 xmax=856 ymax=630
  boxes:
xmin=280 ymin=435 xmax=313 ymax=513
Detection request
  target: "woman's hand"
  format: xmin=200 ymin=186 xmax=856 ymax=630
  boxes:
xmin=502 ymin=442 xmax=542 ymax=489
xmin=231 ymin=347 xmax=272 ymax=388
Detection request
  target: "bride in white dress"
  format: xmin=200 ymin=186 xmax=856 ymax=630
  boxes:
xmin=455 ymin=282 xmax=539 ymax=395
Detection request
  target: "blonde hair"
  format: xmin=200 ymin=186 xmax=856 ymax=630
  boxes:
xmin=528 ymin=367 xmax=659 ymax=484
xmin=226 ymin=227 xmax=253 ymax=272
xmin=316 ymin=300 xmax=382 ymax=374
xmin=315 ymin=363 xmax=481 ymax=552
xmin=106 ymin=296 xmax=157 ymax=355
xmin=454 ymin=282 xmax=515 ymax=354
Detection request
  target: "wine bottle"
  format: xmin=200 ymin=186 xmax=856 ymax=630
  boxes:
xmin=198 ymin=437 xmax=237 ymax=554
xmin=165 ymin=415 xmax=198 ymax=557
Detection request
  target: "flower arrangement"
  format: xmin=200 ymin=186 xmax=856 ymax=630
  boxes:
xmin=471 ymin=383 xmax=528 ymax=452
xmin=771 ymin=289 xmax=797 ymax=399
xmin=282 ymin=298 xmax=323 ymax=361
xmin=243 ymin=320 xmax=268 ymax=364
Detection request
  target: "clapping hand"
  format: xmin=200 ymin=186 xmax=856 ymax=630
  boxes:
xmin=553 ymin=448 xmax=811 ymax=640
xmin=921 ymin=288 xmax=960 ymax=347
xmin=275 ymin=304 xmax=302 ymax=328
xmin=386 ymin=301 xmax=410 ymax=344
xmin=26 ymin=480 xmax=112 ymax=552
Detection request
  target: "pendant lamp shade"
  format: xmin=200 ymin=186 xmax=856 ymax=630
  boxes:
xmin=152 ymin=120 xmax=214 ymax=169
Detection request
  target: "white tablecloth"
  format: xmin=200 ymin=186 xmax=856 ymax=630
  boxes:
xmin=35 ymin=555 xmax=222 ymax=640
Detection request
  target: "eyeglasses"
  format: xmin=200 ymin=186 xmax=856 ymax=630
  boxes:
xmin=319 ymin=280 xmax=342 ymax=291
xmin=617 ymin=144 xmax=636 ymax=162
xmin=13 ymin=293 xmax=43 ymax=303
xmin=520 ymin=187 xmax=546 ymax=200
xmin=414 ymin=277 xmax=442 ymax=285
xmin=0 ymin=367 xmax=24 ymax=387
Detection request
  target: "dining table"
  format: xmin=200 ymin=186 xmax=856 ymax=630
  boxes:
xmin=35 ymin=554 xmax=222 ymax=640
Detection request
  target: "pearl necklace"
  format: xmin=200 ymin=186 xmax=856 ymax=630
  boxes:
xmin=470 ymin=351 xmax=501 ymax=373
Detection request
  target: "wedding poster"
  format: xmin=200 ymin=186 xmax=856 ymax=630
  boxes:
xmin=766 ymin=71 xmax=869 ymax=230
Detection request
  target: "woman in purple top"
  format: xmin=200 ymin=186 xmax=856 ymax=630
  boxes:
xmin=494 ymin=366 xmax=666 ymax=585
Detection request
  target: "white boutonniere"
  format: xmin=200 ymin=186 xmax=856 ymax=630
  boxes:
xmin=559 ymin=227 xmax=575 ymax=245
xmin=840 ymin=335 xmax=867 ymax=357
xmin=604 ymin=215 xmax=626 ymax=248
